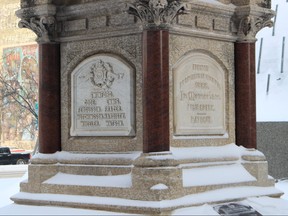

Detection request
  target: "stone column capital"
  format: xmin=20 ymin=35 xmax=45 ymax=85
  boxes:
xmin=16 ymin=4 xmax=57 ymax=43
xmin=18 ymin=16 xmax=57 ymax=44
xmin=126 ymin=0 xmax=188 ymax=30
xmin=234 ymin=7 xmax=274 ymax=43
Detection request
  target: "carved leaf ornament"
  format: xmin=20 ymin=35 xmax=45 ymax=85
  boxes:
xmin=238 ymin=15 xmax=273 ymax=41
xmin=127 ymin=0 xmax=188 ymax=28
xmin=18 ymin=16 xmax=56 ymax=43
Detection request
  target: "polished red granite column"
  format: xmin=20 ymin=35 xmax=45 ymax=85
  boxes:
xmin=235 ymin=42 xmax=257 ymax=149
xmin=142 ymin=30 xmax=170 ymax=153
xmin=38 ymin=43 xmax=61 ymax=153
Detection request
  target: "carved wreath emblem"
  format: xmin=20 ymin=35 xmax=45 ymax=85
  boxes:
xmin=127 ymin=0 xmax=187 ymax=28
xmin=89 ymin=60 xmax=122 ymax=89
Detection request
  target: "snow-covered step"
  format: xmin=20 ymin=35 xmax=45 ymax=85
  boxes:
xmin=31 ymin=151 xmax=141 ymax=166
xmin=11 ymin=186 xmax=283 ymax=214
xmin=171 ymin=144 xmax=240 ymax=164
xmin=183 ymin=164 xmax=256 ymax=187
xmin=33 ymin=172 xmax=133 ymax=199
xmin=43 ymin=172 xmax=132 ymax=188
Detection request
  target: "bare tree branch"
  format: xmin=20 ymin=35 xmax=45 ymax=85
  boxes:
xmin=0 ymin=49 xmax=38 ymax=143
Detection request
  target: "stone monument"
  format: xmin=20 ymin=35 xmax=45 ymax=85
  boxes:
xmin=13 ymin=0 xmax=281 ymax=214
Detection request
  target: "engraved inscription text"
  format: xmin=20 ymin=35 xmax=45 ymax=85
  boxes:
xmin=70 ymin=55 xmax=135 ymax=136
xmin=174 ymin=54 xmax=226 ymax=135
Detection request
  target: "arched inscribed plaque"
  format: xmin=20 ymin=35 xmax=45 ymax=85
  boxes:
xmin=70 ymin=54 xmax=135 ymax=136
xmin=173 ymin=53 xmax=226 ymax=136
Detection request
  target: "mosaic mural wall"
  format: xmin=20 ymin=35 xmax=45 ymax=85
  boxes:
xmin=1 ymin=45 xmax=39 ymax=146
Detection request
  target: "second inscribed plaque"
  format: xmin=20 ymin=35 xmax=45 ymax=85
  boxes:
xmin=174 ymin=53 xmax=226 ymax=136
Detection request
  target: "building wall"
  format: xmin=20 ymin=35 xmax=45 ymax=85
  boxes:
xmin=0 ymin=0 xmax=36 ymax=48
xmin=0 ymin=0 xmax=38 ymax=150
xmin=257 ymin=122 xmax=288 ymax=179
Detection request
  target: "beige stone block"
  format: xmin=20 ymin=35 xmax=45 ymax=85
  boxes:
xmin=177 ymin=14 xmax=194 ymax=27
xmin=242 ymin=162 xmax=274 ymax=186
xmin=64 ymin=19 xmax=87 ymax=32
xmin=213 ymin=18 xmax=230 ymax=32
xmin=58 ymin=165 xmax=131 ymax=176
xmin=19 ymin=182 xmax=41 ymax=193
xmin=195 ymin=15 xmax=211 ymax=30
xmin=89 ymin=16 xmax=107 ymax=29
xmin=109 ymin=14 xmax=135 ymax=26
xmin=131 ymin=152 xmax=183 ymax=201
xmin=27 ymin=164 xmax=59 ymax=184
xmin=132 ymin=166 xmax=183 ymax=201
xmin=40 ymin=184 xmax=132 ymax=198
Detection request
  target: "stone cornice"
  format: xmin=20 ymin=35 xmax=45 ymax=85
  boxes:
xmin=15 ymin=0 xmax=275 ymax=43
xmin=126 ymin=0 xmax=188 ymax=29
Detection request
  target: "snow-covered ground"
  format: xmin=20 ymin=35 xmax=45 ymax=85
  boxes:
xmin=0 ymin=165 xmax=288 ymax=215
xmin=0 ymin=168 xmax=133 ymax=215
xmin=256 ymin=0 xmax=288 ymax=121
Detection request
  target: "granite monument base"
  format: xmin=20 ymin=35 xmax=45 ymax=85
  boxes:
xmin=11 ymin=144 xmax=281 ymax=215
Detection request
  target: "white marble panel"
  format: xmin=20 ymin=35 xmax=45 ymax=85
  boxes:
xmin=70 ymin=54 xmax=135 ymax=136
xmin=174 ymin=53 xmax=226 ymax=136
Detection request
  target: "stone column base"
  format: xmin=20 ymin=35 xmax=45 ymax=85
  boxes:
xmin=132 ymin=152 xmax=183 ymax=201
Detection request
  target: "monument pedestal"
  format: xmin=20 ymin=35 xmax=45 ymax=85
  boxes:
xmin=14 ymin=0 xmax=279 ymax=214
xmin=12 ymin=144 xmax=281 ymax=214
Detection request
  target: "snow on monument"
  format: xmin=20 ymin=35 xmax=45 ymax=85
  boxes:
xmin=12 ymin=0 xmax=282 ymax=214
